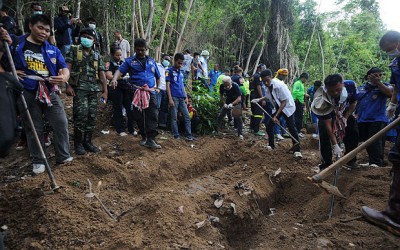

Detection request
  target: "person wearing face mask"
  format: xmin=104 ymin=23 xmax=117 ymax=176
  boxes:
xmin=54 ymin=5 xmax=79 ymax=57
xmin=106 ymin=46 xmax=135 ymax=136
xmin=23 ymin=3 xmax=56 ymax=44
xmin=360 ymin=31 xmax=400 ymax=236
xmin=65 ymin=27 xmax=108 ymax=155
xmin=156 ymin=54 xmax=171 ymax=130
xmin=356 ymin=67 xmax=393 ymax=168
xmin=311 ymin=74 xmax=358 ymax=172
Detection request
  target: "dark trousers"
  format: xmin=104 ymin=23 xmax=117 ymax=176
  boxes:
xmin=318 ymin=115 xmax=358 ymax=168
xmin=294 ymin=101 xmax=304 ymax=133
xmin=110 ymin=87 xmax=134 ymax=134
xmin=250 ymin=101 xmax=263 ymax=132
xmin=265 ymin=112 xmax=300 ymax=152
xmin=157 ymin=89 xmax=169 ymax=128
xmin=359 ymin=121 xmax=386 ymax=166
xmin=133 ymin=94 xmax=159 ymax=140
xmin=217 ymin=106 xmax=242 ymax=135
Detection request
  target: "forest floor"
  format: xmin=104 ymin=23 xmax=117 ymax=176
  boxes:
xmin=1 ymin=98 xmax=400 ymax=250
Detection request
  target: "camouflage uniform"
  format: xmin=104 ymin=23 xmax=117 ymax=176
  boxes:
xmin=66 ymin=45 xmax=105 ymax=154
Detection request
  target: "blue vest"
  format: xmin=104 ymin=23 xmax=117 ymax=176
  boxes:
xmin=13 ymin=34 xmax=67 ymax=91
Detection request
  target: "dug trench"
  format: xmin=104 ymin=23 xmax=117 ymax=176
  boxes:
xmin=1 ymin=134 xmax=400 ymax=249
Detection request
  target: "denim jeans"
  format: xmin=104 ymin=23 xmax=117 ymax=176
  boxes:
xmin=157 ymin=89 xmax=169 ymax=128
xmin=274 ymin=116 xmax=287 ymax=135
xmin=170 ymin=97 xmax=192 ymax=138
xmin=19 ymin=90 xmax=71 ymax=164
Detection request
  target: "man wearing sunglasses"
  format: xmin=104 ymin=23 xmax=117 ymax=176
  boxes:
xmin=356 ymin=67 xmax=393 ymax=168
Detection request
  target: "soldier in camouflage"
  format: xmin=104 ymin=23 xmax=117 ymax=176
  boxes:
xmin=65 ymin=27 xmax=108 ymax=155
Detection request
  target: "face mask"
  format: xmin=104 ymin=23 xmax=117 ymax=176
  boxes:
xmin=88 ymin=23 xmax=96 ymax=29
xmin=80 ymin=37 xmax=93 ymax=48
xmin=33 ymin=11 xmax=43 ymax=15
xmin=162 ymin=60 xmax=170 ymax=67
xmin=387 ymin=49 xmax=400 ymax=58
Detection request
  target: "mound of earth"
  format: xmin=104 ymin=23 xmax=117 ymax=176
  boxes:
xmin=0 ymin=102 xmax=399 ymax=249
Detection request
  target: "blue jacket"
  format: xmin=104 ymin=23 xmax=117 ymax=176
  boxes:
xmin=390 ymin=57 xmax=400 ymax=102
xmin=118 ymin=55 xmax=160 ymax=90
xmin=54 ymin=15 xmax=73 ymax=45
xmin=209 ymin=70 xmax=221 ymax=86
xmin=13 ymin=34 xmax=68 ymax=91
xmin=356 ymin=82 xmax=390 ymax=123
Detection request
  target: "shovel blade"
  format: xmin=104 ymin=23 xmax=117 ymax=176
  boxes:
xmin=319 ymin=181 xmax=345 ymax=198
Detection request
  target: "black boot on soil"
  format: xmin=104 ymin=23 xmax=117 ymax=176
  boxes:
xmin=145 ymin=139 xmax=161 ymax=149
xmin=83 ymin=131 xmax=100 ymax=153
xmin=361 ymin=167 xmax=400 ymax=236
xmin=74 ymin=129 xmax=86 ymax=155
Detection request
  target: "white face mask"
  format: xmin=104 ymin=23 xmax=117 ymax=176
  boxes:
xmin=88 ymin=23 xmax=96 ymax=29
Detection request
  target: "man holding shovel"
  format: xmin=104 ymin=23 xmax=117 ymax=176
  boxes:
xmin=361 ymin=31 xmax=400 ymax=236
xmin=4 ymin=14 xmax=73 ymax=174
xmin=311 ymin=74 xmax=358 ymax=173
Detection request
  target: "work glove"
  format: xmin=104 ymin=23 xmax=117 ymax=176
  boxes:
xmin=386 ymin=102 xmax=397 ymax=119
xmin=223 ymin=104 xmax=228 ymax=109
xmin=332 ymin=144 xmax=343 ymax=158
xmin=251 ymin=98 xmax=260 ymax=104
xmin=227 ymin=103 xmax=233 ymax=109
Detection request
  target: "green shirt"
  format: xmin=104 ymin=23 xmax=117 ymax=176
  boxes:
xmin=66 ymin=46 xmax=106 ymax=91
xmin=292 ymin=79 xmax=305 ymax=103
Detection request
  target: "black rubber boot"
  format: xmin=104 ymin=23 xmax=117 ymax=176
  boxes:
xmin=145 ymin=138 xmax=161 ymax=149
xmin=361 ymin=166 xmax=400 ymax=236
xmin=74 ymin=129 xmax=86 ymax=155
xmin=83 ymin=131 xmax=100 ymax=153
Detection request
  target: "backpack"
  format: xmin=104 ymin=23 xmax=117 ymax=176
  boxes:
xmin=69 ymin=45 xmax=100 ymax=86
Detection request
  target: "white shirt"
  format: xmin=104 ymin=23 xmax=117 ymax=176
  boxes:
xmin=156 ymin=63 xmax=167 ymax=90
xmin=115 ymin=39 xmax=131 ymax=60
xmin=197 ymin=56 xmax=208 ymax=78
xmin=182 ymin=54 xmax=193 ymax=72
xmin=265 ymin=78 xmax=296 ymax=117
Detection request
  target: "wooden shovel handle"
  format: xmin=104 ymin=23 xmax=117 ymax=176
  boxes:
xmin=311 ymin=115 xmax=400 ymax=182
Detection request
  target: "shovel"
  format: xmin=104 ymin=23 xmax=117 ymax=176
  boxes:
xmin=308 ymin=115 xmax=400 ymax=197
xmin=255 ymin=102 xmax=300 ymax=151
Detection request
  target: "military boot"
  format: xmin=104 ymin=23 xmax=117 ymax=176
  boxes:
xmin=74 ymin=129 xmax=86 ymax=155
xmin=83 ymin=131 xmax=100 ymax=153
xmin=362 ymin=166 xmax=400 ymax=236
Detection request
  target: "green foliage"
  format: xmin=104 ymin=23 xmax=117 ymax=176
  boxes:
xmin=191 ymin=83 xmax=220 ymax=134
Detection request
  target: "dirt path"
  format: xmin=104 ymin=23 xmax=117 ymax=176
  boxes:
xmin=1 ymin=117 xmax=399 ymax=249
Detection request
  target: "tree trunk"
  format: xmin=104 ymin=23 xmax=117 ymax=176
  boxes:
xmin=131 ymin=0 xmax=136 ymax=52
xmin=150 ymin=0 xmax=173 ymax=47
xmin=104 ymin=0 xmax=110 ymax=55
xmin=17 ymin=0 xmax=24 ymax=34
xmin=157 ymin=0 xmax=173 ymax=61
xmin=144 ymin=0 xmax=154 ymax=40
xmin=174 ymin=0 xmax=194 ymax=55
xmin=50 ymin=0 xmax=56 ymax=39
xmin=165 ymin=25 xmax=174 ymax=53
xmin=244 ymin=20 xmax=267 ymax=75
xmin=252 ymin=38 xmax=266 ymax=75
xmin=175 ymin=0 xmax=181 ymax=44
xmin=180 ymin=4 xmax=205 ymax=51
xmin=75 ymin=0 xmax=81 ymax=18
xmin=137 ymin=0 xmax=145 ymax=38
xmin=317 ymin=30 xmax=325 ymax=79
xmin=266 ymin=0 xmax=298 ymax=83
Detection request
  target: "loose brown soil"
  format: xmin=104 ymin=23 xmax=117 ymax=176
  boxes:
xmin=0 ymin=98 xmax=399 ymax=249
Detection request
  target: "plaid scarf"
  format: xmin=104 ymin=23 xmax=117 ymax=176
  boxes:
xmin=132 ymin=84 xmax=154 ymax=111
xmin=36 ymin=81 xmax=52 ymax=107
xmin=333 ymin=102 xmax=347 ymax=143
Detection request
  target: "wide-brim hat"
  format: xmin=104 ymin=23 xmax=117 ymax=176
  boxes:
xmin=311 ymin=87 xmax=334 ymax=116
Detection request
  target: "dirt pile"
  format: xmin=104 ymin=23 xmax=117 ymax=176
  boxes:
xmin=1 ymin=113 xmax=400 ymax=249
